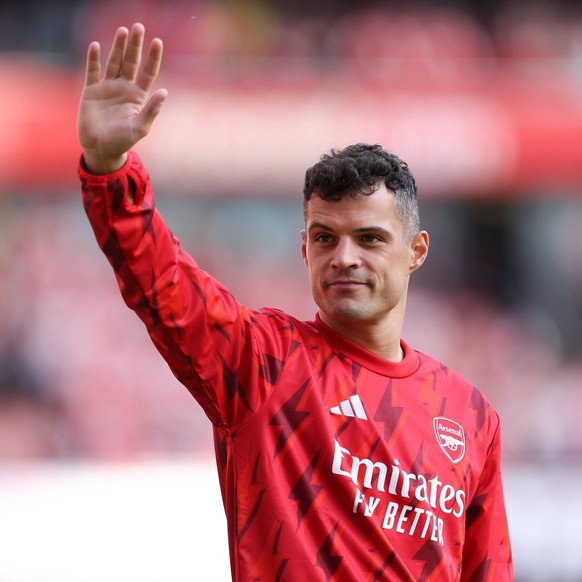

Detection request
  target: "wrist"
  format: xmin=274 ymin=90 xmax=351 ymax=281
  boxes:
xmin=82 ymin=151 xmax=128 ymax=175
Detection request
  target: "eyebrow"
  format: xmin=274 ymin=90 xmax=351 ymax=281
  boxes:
xmin=307 ymin=222 xmax=333 ymax=232
xmin=307 ymin=222 xmax=392 ymax=236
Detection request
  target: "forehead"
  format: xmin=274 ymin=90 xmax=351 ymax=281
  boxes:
xmin=305 ymin=184 xmax=402 ymax=231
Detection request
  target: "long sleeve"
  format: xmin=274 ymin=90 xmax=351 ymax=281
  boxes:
xmin=461 ymin=411 xmax=513 ymax=581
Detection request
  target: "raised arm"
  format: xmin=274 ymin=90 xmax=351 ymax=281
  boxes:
xmin=77 ymin=23 xmax=168 ymax=174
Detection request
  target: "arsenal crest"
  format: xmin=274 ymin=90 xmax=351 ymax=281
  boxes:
xmin=433 ymin=417 xmax=466 ymax=464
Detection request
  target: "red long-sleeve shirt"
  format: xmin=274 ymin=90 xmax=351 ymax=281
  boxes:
xmin=79 ymin=151 xmax=513 ymax=581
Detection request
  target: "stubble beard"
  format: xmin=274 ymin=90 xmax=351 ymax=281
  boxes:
xmin=319 ymin=286 xmax=377 ymax=324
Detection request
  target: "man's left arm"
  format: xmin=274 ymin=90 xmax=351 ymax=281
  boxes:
xmin=461 ymin=412 xmax=514 ymax=581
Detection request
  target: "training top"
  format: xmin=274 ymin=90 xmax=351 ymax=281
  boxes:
xmin=79 ymin=151 xmax=513 ymax=582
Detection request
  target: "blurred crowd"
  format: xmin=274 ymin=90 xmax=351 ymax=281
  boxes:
xmin=1 ymin=0 xmax=582 ymax=464
xmin=2 ymin=0 xmax=582 ymax=76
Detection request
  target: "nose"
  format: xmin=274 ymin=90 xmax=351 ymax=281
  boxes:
xmin=330 ymin=237 xmax=361 ymax=270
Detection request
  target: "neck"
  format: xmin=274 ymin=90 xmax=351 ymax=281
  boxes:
xmin=319 ymin=314 xmax=404 ymax=362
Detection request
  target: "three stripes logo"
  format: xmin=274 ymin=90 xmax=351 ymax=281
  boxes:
xmin=330 ymin=394 xmax=368 ymax=420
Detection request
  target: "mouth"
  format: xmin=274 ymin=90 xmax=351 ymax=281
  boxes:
xmin=325 ymin=279 xmax=368 ymax=289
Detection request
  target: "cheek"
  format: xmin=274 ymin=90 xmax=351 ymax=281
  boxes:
xmin=375 ymin=254 xmax=408 ymax=285
xmin=304 ymin=247 xmax=319 ymax=272
xmin=305 ymin=255 xmax=325 ymax=289
xmin=306 ymin=259 xmax=320 ymax=283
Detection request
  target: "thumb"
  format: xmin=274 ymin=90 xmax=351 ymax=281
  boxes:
xmin=135 ymin=88 xmax=168 ymax=139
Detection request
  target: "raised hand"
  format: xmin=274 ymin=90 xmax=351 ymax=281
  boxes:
xmin=77 ymin=23 xmax=168 ymax=174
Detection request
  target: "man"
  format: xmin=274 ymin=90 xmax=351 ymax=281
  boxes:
xmin=77 ymin=23 xmax=513 ymax=581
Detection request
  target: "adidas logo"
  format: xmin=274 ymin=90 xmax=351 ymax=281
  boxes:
xmin=330 ymin=395 xmax=368 ymax=420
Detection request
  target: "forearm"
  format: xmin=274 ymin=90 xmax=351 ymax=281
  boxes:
xmin=80 ymin=151 xmax=212 ymax=343
xmin=79 ymin=151 xmax=258 ymax=426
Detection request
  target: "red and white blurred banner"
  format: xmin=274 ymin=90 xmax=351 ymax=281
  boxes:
xmin=2 ymin=58 xmax=582 ymax=198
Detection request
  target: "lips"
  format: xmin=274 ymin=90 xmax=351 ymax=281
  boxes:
xmin=325 ymin=279 xmax=368 ymax=288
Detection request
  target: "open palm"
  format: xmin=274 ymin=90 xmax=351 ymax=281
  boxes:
xmin=77 ymin=23 xmax=167 ymax=173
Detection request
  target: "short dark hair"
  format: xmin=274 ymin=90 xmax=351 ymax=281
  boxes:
xmin=303 ymin=143 xmax=420 ymax=238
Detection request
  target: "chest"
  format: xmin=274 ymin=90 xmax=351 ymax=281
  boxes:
xmin=238 ymin=354 xmax=483 ymax=502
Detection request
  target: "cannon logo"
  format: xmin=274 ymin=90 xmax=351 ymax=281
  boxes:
xmin=433 ymin=417 xmax=465 ymax=464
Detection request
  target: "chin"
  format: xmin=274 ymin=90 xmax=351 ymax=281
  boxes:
xmin=327 ymin=303 xmax=372 ymax=322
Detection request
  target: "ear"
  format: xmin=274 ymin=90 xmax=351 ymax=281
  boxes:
xmin=409 ymin=230 xmax=429 ymax=273
xmin=300 ymin=230 xmax=309 ymax=268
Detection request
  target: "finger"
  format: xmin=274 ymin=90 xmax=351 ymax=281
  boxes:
xmin=136 ymin=37 xmax=164 ymax=93
xmin=84 ymin=41 xmax=101 ymax=86
xmin=119 ymin=22 xmax=145 ymax=81
xmin=135 ymin=88 xmax=168 ymax=138
xmin=104 ymin=26 xmax=129 ymax=79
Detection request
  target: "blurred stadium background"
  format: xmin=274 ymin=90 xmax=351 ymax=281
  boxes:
xmin=1 ymin=0 xmax=582 ymax=580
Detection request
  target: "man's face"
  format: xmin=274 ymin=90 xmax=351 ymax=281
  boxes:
xmin=301 ymin=184 xmax=428 ymax=334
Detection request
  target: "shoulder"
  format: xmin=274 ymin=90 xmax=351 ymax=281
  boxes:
xmin=246 ymin=307 xmax=315 ymax=333
xmin=415 ymin=348 xmax=483 ymax=391
xmin=414 ymin=347 xmax=499 ymax=424
xmin=242 ymin=307 xmax=320 ymax=351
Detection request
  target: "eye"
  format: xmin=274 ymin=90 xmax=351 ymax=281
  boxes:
xmin=314 ymin=233 xmax=334 ymax=244
xmin=359 ymin=234 xmax=382 ymax=244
